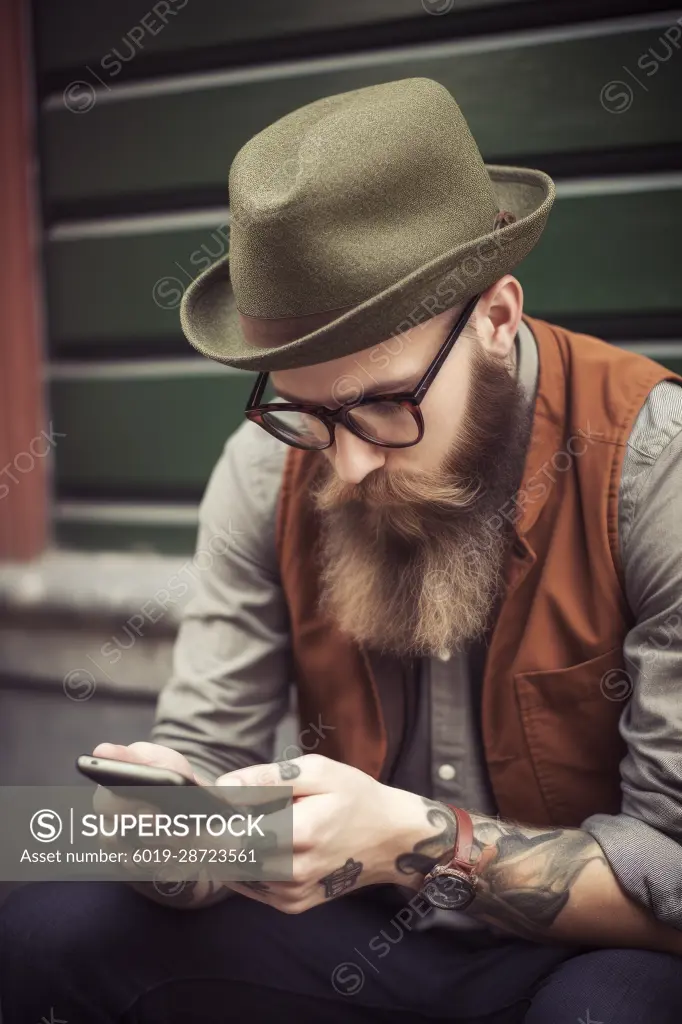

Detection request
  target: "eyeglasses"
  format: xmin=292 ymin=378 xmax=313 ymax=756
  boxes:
xmin=244 ymin=293 xmax=480 ymax=451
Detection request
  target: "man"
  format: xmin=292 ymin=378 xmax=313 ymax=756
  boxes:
xmin=1 ymin=77 xmax=681 ymax=1024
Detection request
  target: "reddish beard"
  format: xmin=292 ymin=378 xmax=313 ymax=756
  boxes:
xmin=309 ymin=337 xmax=534 ymax=658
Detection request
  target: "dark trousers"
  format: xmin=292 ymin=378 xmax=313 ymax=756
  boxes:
xmin=0 ymin=880 xmax=680 ymax=1023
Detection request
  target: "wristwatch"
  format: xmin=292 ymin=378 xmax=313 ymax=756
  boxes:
xmin=419 ymin=805 xmax=479 ymax=911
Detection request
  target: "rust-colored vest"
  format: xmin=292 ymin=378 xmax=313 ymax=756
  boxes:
xmin=275 ymin=317 xmax=681 ymax=828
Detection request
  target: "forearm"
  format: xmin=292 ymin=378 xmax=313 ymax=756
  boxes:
xmin=393 ymin=798 xmax=682 ymax=955
xmin=128 ymin=877 xmax=234 ymax=910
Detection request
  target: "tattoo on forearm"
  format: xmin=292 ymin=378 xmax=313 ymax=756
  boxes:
xmin=395 ymin=798 xmax=458 ymax=876
xmin=277 ymin=761 xmax=301 ymax=780
xmin=393 ymin=801 xmax=608 ymax=942
xmin=465 ymin=815 xmax=607 ymax=940
xmin=318 ymin=857 xmax=364 ymax=899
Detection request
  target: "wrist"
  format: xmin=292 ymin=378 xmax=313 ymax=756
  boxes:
xmin=419 ymin=805 xmax=481 ymax=912
xmin=383 ymin=788 xmax=458 ymax=890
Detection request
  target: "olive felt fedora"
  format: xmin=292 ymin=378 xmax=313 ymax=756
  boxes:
xmin=180 ymin=77 xmax=555 ymax=372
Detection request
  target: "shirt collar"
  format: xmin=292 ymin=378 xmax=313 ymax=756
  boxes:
xmin=515 ymin=317 xmax=539 ymax=406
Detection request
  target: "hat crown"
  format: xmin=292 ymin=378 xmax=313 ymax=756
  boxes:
xmin=227 ymin=78 xmax=499 ymax=317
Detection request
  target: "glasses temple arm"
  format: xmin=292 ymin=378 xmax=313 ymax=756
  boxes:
xmin=247 ymin=372 xmax=269 ymax=408
xmin=413 ymin=293 xmax=480 ymax=402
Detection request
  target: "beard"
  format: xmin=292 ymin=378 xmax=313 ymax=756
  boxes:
xmin=308 ymin=333 xmax=534 ymax=659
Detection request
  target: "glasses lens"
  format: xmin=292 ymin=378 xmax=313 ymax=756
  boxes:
xmin=261 ymin=410 xmax=331 ymax=449
xmin=347 ymin=401 xmax=420 ymax=445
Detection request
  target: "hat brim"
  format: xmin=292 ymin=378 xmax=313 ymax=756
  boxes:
xmin=180 ymin=165 xmax=554 ymax=372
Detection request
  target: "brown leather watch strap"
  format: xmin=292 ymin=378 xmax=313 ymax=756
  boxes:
xmin=446 ymin=805 xmax=477 ymax=874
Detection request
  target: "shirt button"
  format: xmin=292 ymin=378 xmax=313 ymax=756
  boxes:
xmin=438 ymin=649 xmax=451 ymax=661
xmin=437 ymin=763 xmax=457 ymax=781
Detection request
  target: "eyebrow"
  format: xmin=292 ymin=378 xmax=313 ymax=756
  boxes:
xmin=272 ymin=373 xmax=422 ymax=406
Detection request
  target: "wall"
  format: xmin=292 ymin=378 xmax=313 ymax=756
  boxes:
xmin=31 ymin=0 xmax=682 ymax=554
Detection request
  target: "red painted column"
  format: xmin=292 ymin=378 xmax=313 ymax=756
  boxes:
xmin=0 ymin=0 xmax=49 ymax=560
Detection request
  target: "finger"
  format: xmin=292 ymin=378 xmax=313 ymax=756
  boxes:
xmin=247 ymin=802 xmax=295 ymax=872
xmin=216 ymin=754 xmax=332 ymax=797
xmin=231 ymin=880 xmax=312 ymax=916
xmin=193 ymin=802 xmax=292 ymax=883
xmin=228 ymin=879 xmax=305 ymax=914
xmin=92 ymin=742 xmax=137 ymax=761
xmin=91 ymin=741 xmax=197 ymax=780
xmin=127 ymin=741 xmax=197 ymax=777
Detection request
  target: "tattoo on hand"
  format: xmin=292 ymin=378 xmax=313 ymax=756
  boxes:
xmin=395 ymin=798 xmax=458 ymax=876
xmin=277 ymin=761 xmax=301 ymax=780
xmin=318 ymin=857 xmax=363 ymax=899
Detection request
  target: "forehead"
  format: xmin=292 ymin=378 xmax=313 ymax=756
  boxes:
xmin=270 ymin=305 xmax=458 ymax=405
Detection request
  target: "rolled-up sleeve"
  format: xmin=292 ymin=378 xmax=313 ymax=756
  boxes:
xmin=582 ymin=380 xmax=682 ymax=929
xmin=150 ymin=419 xmax=291 ymax=782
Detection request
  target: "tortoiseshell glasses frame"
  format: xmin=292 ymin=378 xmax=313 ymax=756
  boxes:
xmin=244 ymin=293 xmax=480 ymax=451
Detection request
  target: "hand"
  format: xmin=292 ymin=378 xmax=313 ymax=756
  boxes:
xmin=89 ymin=741 xmax=214 ymax=893
xmin=215 ymin=753 xmax=432 ymax=914
xmin=91 ymin=740 xmax=204 ymax=782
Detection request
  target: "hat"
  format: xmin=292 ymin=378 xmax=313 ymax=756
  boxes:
xmin=180 ymin=77 xmax=555 ymax=371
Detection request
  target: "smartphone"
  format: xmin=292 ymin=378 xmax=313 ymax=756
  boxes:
xmin=75 ymin=753 xmax=225 ymax=819
xmin=75 ymin=754 xmax=290 ymax=818
xmin=76 ymin=754 xmax=196 ymax=789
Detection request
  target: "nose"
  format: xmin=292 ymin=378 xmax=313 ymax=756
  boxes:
xmin=331 ymin=424 xmax=386 ymax=484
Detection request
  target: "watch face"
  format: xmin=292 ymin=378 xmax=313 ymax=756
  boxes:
xmin=423 ymin=871 xmax=475 ymax=911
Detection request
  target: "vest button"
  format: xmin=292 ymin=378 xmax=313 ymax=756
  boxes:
xmin=437 ymin=763 xmax=457 ymax=781
xmin=437 ymin=649 xmax=451 ymax=661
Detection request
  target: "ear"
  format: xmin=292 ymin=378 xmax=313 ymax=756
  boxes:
xmin=476 ymin=276 xmax=523 ymax=358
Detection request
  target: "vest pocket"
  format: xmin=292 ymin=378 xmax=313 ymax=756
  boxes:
xmin=514 ymin=646 xmax=628 ymax=828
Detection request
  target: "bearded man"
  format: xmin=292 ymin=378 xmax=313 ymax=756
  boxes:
xmin=2 ymin=78 xmax=682 ymax=1024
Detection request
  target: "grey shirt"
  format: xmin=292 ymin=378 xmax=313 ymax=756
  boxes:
xmin=151 ymin=321 xmax=682 ymax=931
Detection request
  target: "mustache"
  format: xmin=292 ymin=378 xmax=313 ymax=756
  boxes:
xmin=311 ymin=463 xmax=481 ymax=545
xmin=311 ymin=461 xmax=480 ymax=513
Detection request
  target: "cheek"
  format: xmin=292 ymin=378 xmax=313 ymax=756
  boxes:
xmin=383 ymin=430 xmax=446 ymax=473
xmin=391 ymin=394 xmax=463 ymax=473
xmin=418 ymin=388 xmax=465 ymax=457
xmin=422 ymin=355 xmax=470 ymax=435
xmin=427 ymin=399 xmax=466 ymax=442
